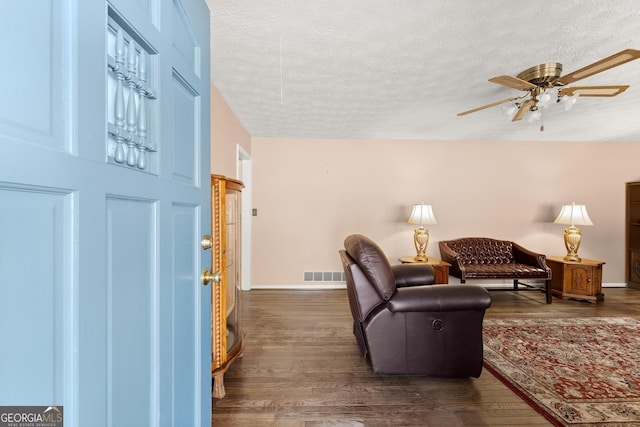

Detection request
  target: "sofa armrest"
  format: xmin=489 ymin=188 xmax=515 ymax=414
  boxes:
xmin=387 ymin=284 xmax=491 ymax=313
xmin=438 ymin=242 xmax=465 ymax=279
xmin=438 ymin=242 xmax=460 ymax=263
xmin=512 ymin=242 xmax=549 ymax=269
xmin=391 ymin=264 xmax=435 ymax=288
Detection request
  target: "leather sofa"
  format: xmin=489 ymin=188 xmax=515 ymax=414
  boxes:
xmin=339 ymin=234 xmax=492 ymax=377
xmin=438 ymin=237 xmax=552 ymax=303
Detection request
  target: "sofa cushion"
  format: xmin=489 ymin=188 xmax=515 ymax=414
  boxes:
xmin=463 ymin=263 xmax=549 ymax=279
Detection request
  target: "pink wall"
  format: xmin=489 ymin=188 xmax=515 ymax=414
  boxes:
xmin=210 ymin=85 xmax=251 ymax=178
xmin=208 ymin=86 xmax=640 ymax=287
xmin=251 ymin=137 xmax=640 ymax=286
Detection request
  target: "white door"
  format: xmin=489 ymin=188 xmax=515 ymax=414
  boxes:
xmin=0 ymin=1 xmax=211 ymax=426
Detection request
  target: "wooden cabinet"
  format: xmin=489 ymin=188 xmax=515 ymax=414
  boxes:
xmin=546 ymin=256 xmax=604 ymax=303
xmin=210 ymin=174 xmax=244 ymax=398
xmin=399 ymin=257 xmax=451 ymax=284
xmin=626 ymin=182 xmax=640 ymax=289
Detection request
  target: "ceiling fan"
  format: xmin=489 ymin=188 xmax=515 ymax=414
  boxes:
xmin=458 ymin=49 xmax=640 ymax=122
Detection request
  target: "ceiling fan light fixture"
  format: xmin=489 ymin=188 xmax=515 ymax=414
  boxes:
xmin=560 ymin=95 xmax=578 ymax=111
xmin=528 ymin=110 xmax=542 ymax=123
xmin=537 ymin=90 xmax=554 ymax=108
xmin=502 ymin=104 xmax=518 ymax=119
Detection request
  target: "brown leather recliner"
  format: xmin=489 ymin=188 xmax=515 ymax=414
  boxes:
xmin=339 ymin=234 xmax=492 ymax=377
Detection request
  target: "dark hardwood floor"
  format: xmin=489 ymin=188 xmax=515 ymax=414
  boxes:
xmin=212 ymin=287 xmax=640 ymax=426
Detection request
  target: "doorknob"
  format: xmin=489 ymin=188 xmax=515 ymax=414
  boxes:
xmin=201 ymin=234 xmax=213 ymax=250
xmin=201 ymin=268 xmax=221 ymax=286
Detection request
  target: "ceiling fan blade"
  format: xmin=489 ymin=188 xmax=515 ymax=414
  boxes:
xmin=559 ymin=85 xmax=629 ymax=97
xmin=511 ymin=99 xmax=535 ymax=122
xmin=457 ymin=97 xmax=518 ymax=116
xmin=489 ymin=75 xmax=537 ymax=91
xmin=557 ymin=49 xmax=640 ymax=85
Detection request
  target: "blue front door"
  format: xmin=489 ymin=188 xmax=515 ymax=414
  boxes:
xmin=0 ymin=1 xmax=211 ymax=425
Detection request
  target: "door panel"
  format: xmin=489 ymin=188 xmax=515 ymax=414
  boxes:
xmin=0 ymin=187 xmax=70 ymax=403
xmin=172 ymin=75 xmax=199 ymax=184
xmin=172 ymin=3 xmax=201 ymax=79
xmin=171 ymin=203 xmax=199 ymax=424
xmin=0 ymin=2 xmax=65 ymax=150
xmin=106 ymin=197 xmax=156 ymax=426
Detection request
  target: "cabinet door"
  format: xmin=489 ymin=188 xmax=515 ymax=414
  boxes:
xmin=567 ymin=265 xmax=596 ymax=295
xmin=626 ymin=182 xmax=640 ymax=287
xmin=630 ymin=250 xmax=640 ymax=283
xmin=224 ymin=186 xmax=241 ymax=354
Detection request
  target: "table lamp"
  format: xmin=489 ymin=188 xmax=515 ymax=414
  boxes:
xmin=553 ymin=202 xmax=593 ymax=262
xmin=407 ymin=204 xmax=437 ymax=262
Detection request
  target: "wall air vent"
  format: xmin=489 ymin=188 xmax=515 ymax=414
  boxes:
xmin=303 ymin=271 xmax=345 ymax=282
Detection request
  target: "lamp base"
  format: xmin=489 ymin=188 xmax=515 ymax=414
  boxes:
xmin=563 ymin=226 xmax=582 ymax=263
xmin=414 ymin=255 xmax=428 ymax=262
xmin=413 ymin=227 xmax=430 ymax=263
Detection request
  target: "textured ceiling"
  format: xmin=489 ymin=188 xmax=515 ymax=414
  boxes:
xmin=207 ymin=0 xmax=640 ymax=141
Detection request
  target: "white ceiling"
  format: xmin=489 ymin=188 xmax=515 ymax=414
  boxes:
xmin=207 ymin=0 xmax=640 ymax=142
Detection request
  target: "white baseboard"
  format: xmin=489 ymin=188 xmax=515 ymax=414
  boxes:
xmin=603 ymin=283 xmax=627 ymax=288
xmin=250 ymin=282 xmax=628 ymax=290
xmin=251 ymin=283 xmax=347 ymax=290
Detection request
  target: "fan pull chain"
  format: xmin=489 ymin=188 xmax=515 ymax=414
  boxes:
xmin=540 ymin=107 xmax=544 ymax=132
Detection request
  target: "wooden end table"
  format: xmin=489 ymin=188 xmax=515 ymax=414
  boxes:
xmin=545 ymin=256 xmax=605 ymax=303
xmin=399 ymin=257 xmax=451 ymax=284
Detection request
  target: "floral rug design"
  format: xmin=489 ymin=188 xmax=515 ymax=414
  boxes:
xmin=483 ymin=317 xmax=640 ymax=426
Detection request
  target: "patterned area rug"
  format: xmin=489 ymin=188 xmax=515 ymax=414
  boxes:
xmin=483 ymin=317 xmax=640 ymax=426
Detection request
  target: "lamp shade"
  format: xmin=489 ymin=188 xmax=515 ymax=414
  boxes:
xmin=553 ymin=203 xmax=593 ymax=226
xmin=407 ymin=204 xmax=437 ymax=226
